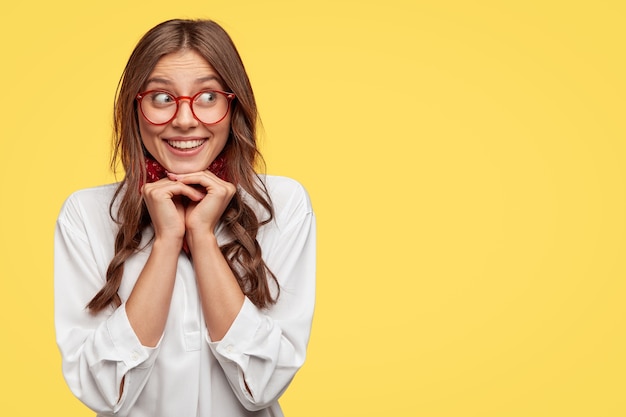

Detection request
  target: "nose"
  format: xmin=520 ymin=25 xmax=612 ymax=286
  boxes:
xmin=171 ymin=98 xmax=199 ymax=129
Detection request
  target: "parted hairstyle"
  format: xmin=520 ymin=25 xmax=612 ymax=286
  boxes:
xmin=87 ymin=19 xmax=278 ymax=313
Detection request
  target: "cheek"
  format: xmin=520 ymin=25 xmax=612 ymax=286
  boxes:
xmin=138 ymin=119 xmax=158 ymax=148
xmin=219 ymin=115 xmax=233 ymax=138
xmin=219 ymin=122 xmax=231 ymax=139
xmin=210 ymin=117 xmax=232 ymax=146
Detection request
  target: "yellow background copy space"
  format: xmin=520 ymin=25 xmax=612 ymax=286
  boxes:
xmin=1 ymin=1 xmax=625 ymax=416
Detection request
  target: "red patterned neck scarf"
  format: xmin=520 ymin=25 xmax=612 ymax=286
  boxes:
xmin=144 ymin=153 xmax=228 ymax=184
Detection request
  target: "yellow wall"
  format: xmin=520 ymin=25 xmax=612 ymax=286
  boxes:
xmin=1 ymin=1 xmax=625 ymax=415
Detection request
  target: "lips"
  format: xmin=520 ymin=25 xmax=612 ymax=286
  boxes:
xmin=166 ymin=139 xmax=206 ymax=150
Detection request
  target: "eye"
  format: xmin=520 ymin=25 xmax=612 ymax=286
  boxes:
xmin=195 ymin=91 xmax=218 ymax=105
xmin=150 ymin=91 xmax=175 ymax=106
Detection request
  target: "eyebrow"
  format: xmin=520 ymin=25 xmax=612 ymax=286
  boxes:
xmin=145 ymin=75 xmax=223 ymax=87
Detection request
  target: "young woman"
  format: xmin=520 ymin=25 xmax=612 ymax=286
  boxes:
xmin=54 ymin=19 xmax=315 ymax=417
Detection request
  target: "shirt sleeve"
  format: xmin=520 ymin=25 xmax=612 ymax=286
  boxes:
xmin=206 ymin=188 xmax=316 ymax=411
xmin=54 ymin=196 xmax=160 ymax=415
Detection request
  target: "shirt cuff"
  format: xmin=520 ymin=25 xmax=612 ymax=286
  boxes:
xmin=206 ymin=297 xmax=262 ymax=362
xmin=107 ymin=303 xmax=161 ymax=369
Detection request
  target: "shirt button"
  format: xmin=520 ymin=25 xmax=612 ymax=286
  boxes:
xmin=225 ymin=345 xmax=234 ymax=353
xmin=131 ymin=351 xmax=139 ymax=361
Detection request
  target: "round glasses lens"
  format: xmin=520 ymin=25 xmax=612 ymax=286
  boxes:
xmin=192 ymin=91 xmax=229 ymax=124
xmin=141 ymin=91 xmax=177 ymax=124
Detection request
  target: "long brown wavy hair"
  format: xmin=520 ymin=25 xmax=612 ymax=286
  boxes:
xmin=87 ymin=19 xmax=278 ymax=313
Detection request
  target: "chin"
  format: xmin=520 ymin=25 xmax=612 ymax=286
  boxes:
xmin=169 ymin=161 xmax=211 ymax=175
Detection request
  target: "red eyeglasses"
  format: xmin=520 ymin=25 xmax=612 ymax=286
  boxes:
xmin=136 ymin=89 xmax=236 ymax=125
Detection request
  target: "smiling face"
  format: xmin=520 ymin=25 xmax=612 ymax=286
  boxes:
xmin=138 ymin=49 xmax=231 ymax=174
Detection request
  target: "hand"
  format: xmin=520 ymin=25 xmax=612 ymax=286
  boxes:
xmin=166 ymin=170 xmax=236 ymax=237
xmin=141 ymin=177 xmax=207 ymax=245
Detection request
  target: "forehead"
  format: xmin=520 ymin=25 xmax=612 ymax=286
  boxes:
xmin=147 ymin=49 xmax=220 ymax=82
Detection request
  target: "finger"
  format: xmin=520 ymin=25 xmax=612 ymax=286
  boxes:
xmin=167 ymin=172 xmax=235 ymax=196
xmin=142 ymin=178 xmax=207 ymax=202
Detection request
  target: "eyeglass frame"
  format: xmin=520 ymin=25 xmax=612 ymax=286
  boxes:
xmin=136 ymin=89 xmax=236 ymax=126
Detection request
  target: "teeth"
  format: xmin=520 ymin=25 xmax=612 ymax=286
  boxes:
xmin=168 ymin=139 xmax=204 ymax=149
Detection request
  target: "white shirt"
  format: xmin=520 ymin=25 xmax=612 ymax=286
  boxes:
xmin=54 ymin=175 xmax=315 ymax=417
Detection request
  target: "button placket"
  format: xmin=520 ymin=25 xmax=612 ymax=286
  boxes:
xmin=179 ymin=255 xmax=202 ymax=351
